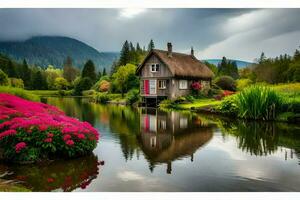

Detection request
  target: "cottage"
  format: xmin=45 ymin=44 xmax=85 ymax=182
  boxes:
xmin=136 ymin=43 xmax=214 ymax=104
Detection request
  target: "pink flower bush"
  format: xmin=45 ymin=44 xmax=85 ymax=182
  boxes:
xmin=0 ymin=93 xmax=100 ymax=162
xmin=191 ymin=81 xmax=202 ymax=91
xmin=15 ymin=142 xmax=27 ymax=153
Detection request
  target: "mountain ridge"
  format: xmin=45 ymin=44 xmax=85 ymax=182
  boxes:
xmin=0 ymin=36 xmax=119 ymax=71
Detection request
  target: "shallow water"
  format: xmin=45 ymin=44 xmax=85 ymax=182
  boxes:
xmin=1 ymin=97 xmax=300 ymax=192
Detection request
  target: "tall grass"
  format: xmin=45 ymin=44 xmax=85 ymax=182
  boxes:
xmin=235 ymin=85 xmax=283 ymax=120
xmin=0 ymin=86 xmax=40 ymax=102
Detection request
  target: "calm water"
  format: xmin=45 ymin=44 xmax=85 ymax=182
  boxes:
xmin=1 ymin=97 xmax=300 ymax=192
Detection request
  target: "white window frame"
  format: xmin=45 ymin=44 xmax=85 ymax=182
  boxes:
xmin=179 ymin=80 xmax=188 ymax=89
xmin=150 ymin=63 xmax=159 ymax=72
xmin=158 ymin=80 xmax=166 ymax=89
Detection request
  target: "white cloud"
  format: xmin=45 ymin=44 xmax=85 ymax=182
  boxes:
xmin=117 ymin=171 xmax=145 ymax=181
xmin=119 ymin=8 xmax=147 ymax=19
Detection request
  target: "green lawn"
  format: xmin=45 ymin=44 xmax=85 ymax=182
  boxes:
xmin=177 ymin=98 xmax=221 ymax=110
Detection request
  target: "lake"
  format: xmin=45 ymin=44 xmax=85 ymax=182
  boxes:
xmin=1 ymin=97 xmax=300 ymax=192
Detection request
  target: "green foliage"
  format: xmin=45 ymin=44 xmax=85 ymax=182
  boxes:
xmin=217 ymin=57 xmax=239 ymax=79
xmin=73 ymin=77 xmax=93 ymax=96
xmin=0 ymin=86 xmax=40 ymax=101
xmin=63 ymin=57 xmax=79 ymax=83
xmin=236 ymin=78 xmax=253 ymax=91
xmin=126 ymin=89 xmax=140 ymax=104
xmin=112 ymin=64 xmax=139 ymax=97
xmin=45 ymin=65 xmax=63 ymax=90
xmin=0 ymin=69 xmax=9 ymax=86
xmin=235 ymin=85 xmax=283 ymax=120
xmin=218 ymin=95 xmax=238 ymax=116
xmin=95 ymin=92 xmax=110 ymax=104
xmin=9 ymin=78 xmax=24 ymax=88
xmin=81 ymin=60 xmax=97 ymax=82
xmin=204 ymin=61 xmax=218 ymax=75
xmin=148 ymin=39 xmax=155 ymax=51
xmin=54 ymin=77 xmax=69 ymax=90
xmin=214 ymin=75 xmax=236 ymax=91
xmin=31 ymin=70 xmax=48 ymax=90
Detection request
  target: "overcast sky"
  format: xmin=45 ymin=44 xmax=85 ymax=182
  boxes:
xmin=0 ymin=8 xmax=299 ymax=62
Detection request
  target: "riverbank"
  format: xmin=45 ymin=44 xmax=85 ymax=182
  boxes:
xmin=160 ymin=83 xmax=300 ymax=123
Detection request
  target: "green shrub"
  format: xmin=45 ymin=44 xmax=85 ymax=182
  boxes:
xmin=0 ymin=69 xmax=9 ymax=86
xmin=95 ymin=93 xmax=110 ymax=104
xmin=73 ymin=77 xmax=93 ymax=96
xmin=218 ymin=95 xmax=238 ymax=116
xmin=185 ymin=95 xmax=195 ymax=102
xmin=235 ymin=85 xmax=283 ymax=120
xmin=82 ymin=89 xmax=95 ymax=96
xmin=9 ymin=78 xmax=24 ymax=88
xmin=0 ymin=86 xmax=40 ymax=101
xmin=236 ymin=78 xmax=253 ymax=91
xmin=214 ymin=75 xmax=236 ymax=91
xmin=126 ymin=89 xmax=139 ymax=104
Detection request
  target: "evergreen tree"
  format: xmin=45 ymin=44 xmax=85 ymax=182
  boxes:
xmin=7 ymin=60 xmax=17 ymax=78
xmin=258 ymin=52 xmax=266 ymax=64
xmin=20 ymin=59 xmax=31 ymax=88
xmin=136 ymin=42 xmax=142 ymax=53
xmin=97 ymin=71 xmax=102 ymax=80
xmin=119 ymin=40 xmax=130 ymax=66
xmin=63 ymin=56 xmax=78 ymax=83
xmin=147 ymin=39 xmax=155 ymax=51
xmin=32 ymin=71 xmax=47 ymax=90
xmin=82 ymin=60 xmax=97 ymax=82
xmin=102 ymin=68 xmax=107 ymax=76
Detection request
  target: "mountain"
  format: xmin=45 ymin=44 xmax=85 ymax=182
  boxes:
xmin=203 ymin=59 xmax=253 ymax=69
xmin=0 ymin=36 xmax=119 ymax=71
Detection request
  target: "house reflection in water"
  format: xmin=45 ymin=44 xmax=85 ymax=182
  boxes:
xmin=138 ymin=108 xmax=214 ymax=174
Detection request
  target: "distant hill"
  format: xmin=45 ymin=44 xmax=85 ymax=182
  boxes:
xmin=0 ymin=36 xmax=119 ymax=71
xmin=203 ymin=59 xmax=254 ymax=69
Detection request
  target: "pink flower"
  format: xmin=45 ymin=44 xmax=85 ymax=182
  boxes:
xmin=47 ymin=133 xmax=54 ymax=138
xmin=39 ymin=124 xmax=48 ymax=131
xmin=15 ymin=142 xmax=27 ymax=153
xmin=44 ymin=138 xmax=53 ymax=143
xmin=77 ymin=134 xmax=85 ymax=140
xmin=66 ymin=140 xmax=74 ymax=146
xmin=47 ymin=178 xmax=55 ymax=183
xmin=0 ymin=129 xmax=17 ymax=140
xmin=191 ymin=81 xmax=202 ymax=91
xmin=63 ymin=134 xmax=71 ymax=141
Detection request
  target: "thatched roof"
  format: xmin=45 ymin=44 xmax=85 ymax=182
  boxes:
xmin=137 ymin=49 xmax=214 ymax=79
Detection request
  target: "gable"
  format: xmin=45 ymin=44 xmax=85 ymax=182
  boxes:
xmin=138 ymin=53 xmax=173 ymax=78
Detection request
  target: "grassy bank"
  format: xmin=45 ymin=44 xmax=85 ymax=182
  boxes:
xmin=160 ymin=83 xmax=300 ymax=123
xmin=0 ymin=86 xmax=40 ymax=101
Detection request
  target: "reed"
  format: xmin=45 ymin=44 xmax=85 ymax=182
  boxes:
xmin=235 ymin=85 xmax=283 ymax=120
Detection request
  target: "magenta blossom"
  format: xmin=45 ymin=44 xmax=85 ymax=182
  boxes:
xmin=15 ymin=142 xmax=27 ymax=153
xmin=66 ymin=140 xmax=74 ymax=146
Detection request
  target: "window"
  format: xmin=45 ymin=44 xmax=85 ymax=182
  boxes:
xmin=179 ymin=80 xmax=188 ymax=89
xmin=150 ymin=63 xmax=159 ymax=72
xmin=158 ymin=80 xmax=166 ymax=89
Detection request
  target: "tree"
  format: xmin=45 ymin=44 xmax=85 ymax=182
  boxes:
xmin=148 ymin=39 xmax=155 ymax=51
xmin=7 ymin=60 xmax=17 ymax=78
xmin=20 ymin=59 xmax=31 ymax=88
xmin=0 ymin=69 xmax=9 ymax=86
xmin=119 ymin=40 xmax=130 ymax=66
xmin=82 ymin=60 xmax=97 ymax=82
xmin=204 ymin=61 xmax=218 ymax=75
xmin=63 ymin=56 xmax=78 ymax=83
xmin=102 ymin=68 xmax=107 ymax=76
xmin=45 ymin=65 xmax=63 ymax=90
xmin=258 ymin=52 xmax=266 ymax=64
xmin=31 ymin=70 xmax=48 ymax=90
xmin=112 ymin=64 xmax=139 ymax=97
xmin=136 ymin=42 xmax=142 ymax=53
xmin=54 ymin=77 xmax=69 ymax=90
xmin=217 ymin=57 xmax=239 ymax=79
xmin=74 ymin=77 xmax=93 ymax=95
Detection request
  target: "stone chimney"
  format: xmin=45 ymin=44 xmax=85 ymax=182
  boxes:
xmin=167 ymin=42 xmax=172 ymax=57
xmin=191 ymin=46 xmax=194 ymax=56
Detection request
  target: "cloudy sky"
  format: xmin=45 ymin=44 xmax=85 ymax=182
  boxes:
xmin=0 ymin=8 xmax=299 ymax=62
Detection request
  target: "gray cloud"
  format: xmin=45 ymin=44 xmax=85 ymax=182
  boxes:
xmin=0 ymin=8 xmax=299 ymax=61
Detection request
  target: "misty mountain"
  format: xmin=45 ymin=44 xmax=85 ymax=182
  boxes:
xmin=203 ymin=59 xmax=253 ymax=69
xmin=0 ymin=36 xmax=119 ymax=71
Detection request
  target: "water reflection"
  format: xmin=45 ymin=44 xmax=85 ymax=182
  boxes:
xmin=4 ymin=154 xmax=101 ymax=191
xmin=139 ymin=108 xmax=214 ymax=173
